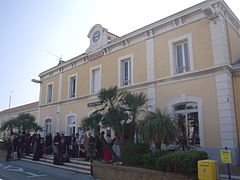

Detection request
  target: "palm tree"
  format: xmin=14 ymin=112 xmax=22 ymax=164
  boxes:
xmin=138 ymin=109 xmax=176 ymax=149
xmin=97 ymin=86 xmax=128 ymax=139
xmin=81 ymin=86 xmax=128 ymax=143
xmin=0 ymin=113 xmax=42 ymax=134
xmin=81 ymin=111 xmax=102 ymax=135
xmin=122 ymin=91 xmax=148 ymax=141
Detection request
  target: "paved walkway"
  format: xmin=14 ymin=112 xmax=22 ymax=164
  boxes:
xmin=219 ymin=165 xmax=240 ymax=179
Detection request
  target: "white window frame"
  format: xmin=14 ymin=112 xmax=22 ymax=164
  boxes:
xmin=168 ymin=33 xmax=194 ymax=75
xmin=118 ymin=54 xmax=134 ymax=87
xmin=46 ymin=82 xmax=53 ymax=104
xmin=45 ymin=118 xmax=52 ymax=136
xmin=90 ymin=64 xmax=102 ymax=94
xmin=167 ymin=95 xmax=204 ymax=147
xmin=65 ymin=112 xmax=77 ymax=136
xmin=68 ymin=74 xmax=77 ymax=99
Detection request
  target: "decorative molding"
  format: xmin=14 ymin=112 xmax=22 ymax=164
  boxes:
xmin=68 ymin=73 xmax=78 ymax=99
xmin=45 ymin=81 xmax=54 ymax=104
xmin=117 ymin=54 xmax=134 ymax=88
xmin=168 ymin=33 xmax=194 ymax=75
xmin=167 ymin=95 xmax=204 ymax=147
xmin=65 ymin=112 xmax=77 ymax=135
xmin=39 ymin=64 xmax=233 ymax=108
xmin=89 ymin=64 xmax=102 ymax=94
xmin=39 ymin=1 xmax=240 ymax=81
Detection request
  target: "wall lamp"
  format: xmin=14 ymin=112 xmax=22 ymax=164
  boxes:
xmin=31 ymin=79 xmax=42 ymax=84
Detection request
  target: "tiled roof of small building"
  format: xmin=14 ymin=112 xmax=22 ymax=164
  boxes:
xmin=0 ymin=102 xmax=39 ymax=115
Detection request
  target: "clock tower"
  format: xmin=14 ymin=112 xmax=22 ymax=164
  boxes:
xmin=86 ymin=24 xmax=118 ymax=54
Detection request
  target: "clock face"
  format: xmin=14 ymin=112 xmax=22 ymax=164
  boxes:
xmin=92 ymin=31 xmax=101 ymax=42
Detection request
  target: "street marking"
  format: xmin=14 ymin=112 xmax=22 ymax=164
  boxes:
xmin=25 ymin=172 xmax=48 ymax=178
xmin=0 ymin=162 xmax=48 ymax=178
xmin=3 ymin=165 xmax=12 ymax=169
xmin=7 ymin=167 xmax=24 ymax=172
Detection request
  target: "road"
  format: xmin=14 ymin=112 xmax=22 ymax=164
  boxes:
xmin=0 ymin=158 xmax=98 ymax=180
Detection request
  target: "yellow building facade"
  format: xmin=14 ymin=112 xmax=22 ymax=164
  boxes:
xmin=1 ymin=0 xmax=240 ymax=165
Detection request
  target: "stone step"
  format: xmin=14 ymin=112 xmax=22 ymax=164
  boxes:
xmin=21 ymin=154 xmax=91 ymax=175
xmin=26 ymin=154 xmax=91 ymax=166
xmin=21 ymin=158 xmax=91 ymax=175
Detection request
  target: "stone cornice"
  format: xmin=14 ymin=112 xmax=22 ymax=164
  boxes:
xmin=212 ymin=0 xmax=240 ymax=35
xmin=233 ymin=66 xmax=240 ymax=76
xmin=39 ymin=0 xmax=240 ymax=81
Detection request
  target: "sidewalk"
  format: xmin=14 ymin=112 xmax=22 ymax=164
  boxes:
xmin=219 ymin=165 xmax=240 ymax=179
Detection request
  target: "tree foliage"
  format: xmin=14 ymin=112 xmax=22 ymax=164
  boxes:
xmin=81 ymin=86 xmax=148 ymax=143
xmin=122 ymin=91 xmax=148 ymax=140
xmin=0 ymin=113 xmax=42 ymax=134
xmin=138 ymin=109 xmax=176 ymax=149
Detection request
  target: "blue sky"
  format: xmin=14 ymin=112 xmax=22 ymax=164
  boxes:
xmin=0 ymin=0 xmax=239 ymax=111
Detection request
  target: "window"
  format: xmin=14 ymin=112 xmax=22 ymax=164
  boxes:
xmin=67 ymin=116 xmax=76 ymax=136
xmin=174 ymin=103 xmax=200 ymax=146
xmin=91 ymin=67 xmax=101 ymax=94
xmin=168 ymin=33 xmax=193 ymax=75
xmin=120 ymin=58 xmax=131 ymax=86
xmin=45 ymin=119 xmax=52 ymax=135
xmin=175 ymin=41 xmax=190 ymax=74
xmin=69 ymin=76 xmax=76 ymax=98
xmin=46 ymin=84 xmax=53 ymax=103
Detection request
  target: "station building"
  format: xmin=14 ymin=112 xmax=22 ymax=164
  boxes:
xmin=1 ymin=0 xmax=240 ymax=165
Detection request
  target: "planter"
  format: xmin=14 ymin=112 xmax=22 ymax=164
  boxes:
xmin=92 ymin=162 xmax=195 ymax=180
xmin=0 ymin=150 xmax=6 ymax=158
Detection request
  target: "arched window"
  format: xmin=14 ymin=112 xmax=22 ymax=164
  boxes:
xmin=45 ymin=118 xmax=52 ymax=135
xmin=174 ymin=102 xmax=200 ymax=145
xmin=67 ymin=116 xmax=76 ymax=136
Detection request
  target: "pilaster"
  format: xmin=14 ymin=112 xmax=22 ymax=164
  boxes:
xmin=146 ymin=34 xmax=156 ymax=112
xmin=209 ymin=15 xmax=230 ymax=65
xmin=215 ymin=72 xmax=238 ymax=148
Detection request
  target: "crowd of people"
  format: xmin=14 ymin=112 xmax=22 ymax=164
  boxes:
xmin=5 ymin=130 xmax=121 ymax=165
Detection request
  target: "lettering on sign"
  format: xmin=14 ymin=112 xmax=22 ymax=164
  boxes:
xmin=220 ymin=150 xmax=232 ymax=164
xmin=87 ymin=101 xmax=103 ymax=107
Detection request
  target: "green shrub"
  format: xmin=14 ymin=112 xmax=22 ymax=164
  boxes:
xmin=142 ymin=149 xmax=170 ymax=169
xmin=155 ymin=150 xmax=208 ymax=175
xmin=0 ymin=140 xmax=6 ymax=151
xmin=121 ymin=142 xmax=149 ymax=166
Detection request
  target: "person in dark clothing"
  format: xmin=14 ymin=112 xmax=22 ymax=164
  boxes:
xmin=31 ymin=133 xmax=37 ymax=152
xmin=72 ymin=134 xmax=78 ymax=158
xmin=32 ymin=133 xmax=41 ymax=161
xmin=54 ymin=132 xmax=61 ymax=144
xmin=19 ymin=132 xmax=26 ymax=156
xmin=53 ymin=137 xmax=64 ymax=165
xmin=45 ymin=133 xmax=52 ymax=154
xmin=24 ymin=132 xmax=31 ymax=155
xmin=12 ymin=134 xmax=20 ymax=160
xmin=39 ymin=137 xmax=45 ymax=158
xmin=5 ymin=138 xmax=12 ymax=161
xmin=86 ymin=133 xmax=96 ymax=162
xmin=96 ymin=131 xmax=106 ymax=160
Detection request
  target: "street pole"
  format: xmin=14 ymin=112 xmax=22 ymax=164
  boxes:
xmin=8 ymin=91 xmax=13 ymax=109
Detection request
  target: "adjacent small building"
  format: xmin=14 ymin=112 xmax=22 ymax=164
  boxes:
xmin=1 ymin=0 xmax=240 ymax=165
xmin=0 ymin=102 xmax=39 ymax=131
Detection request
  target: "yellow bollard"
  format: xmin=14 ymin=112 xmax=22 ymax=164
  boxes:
xmin=198 ymin=160 xmax=217 ymax=180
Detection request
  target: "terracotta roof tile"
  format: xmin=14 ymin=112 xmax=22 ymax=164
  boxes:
xmin=0 ymin=102 xmax=39 ymax=115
